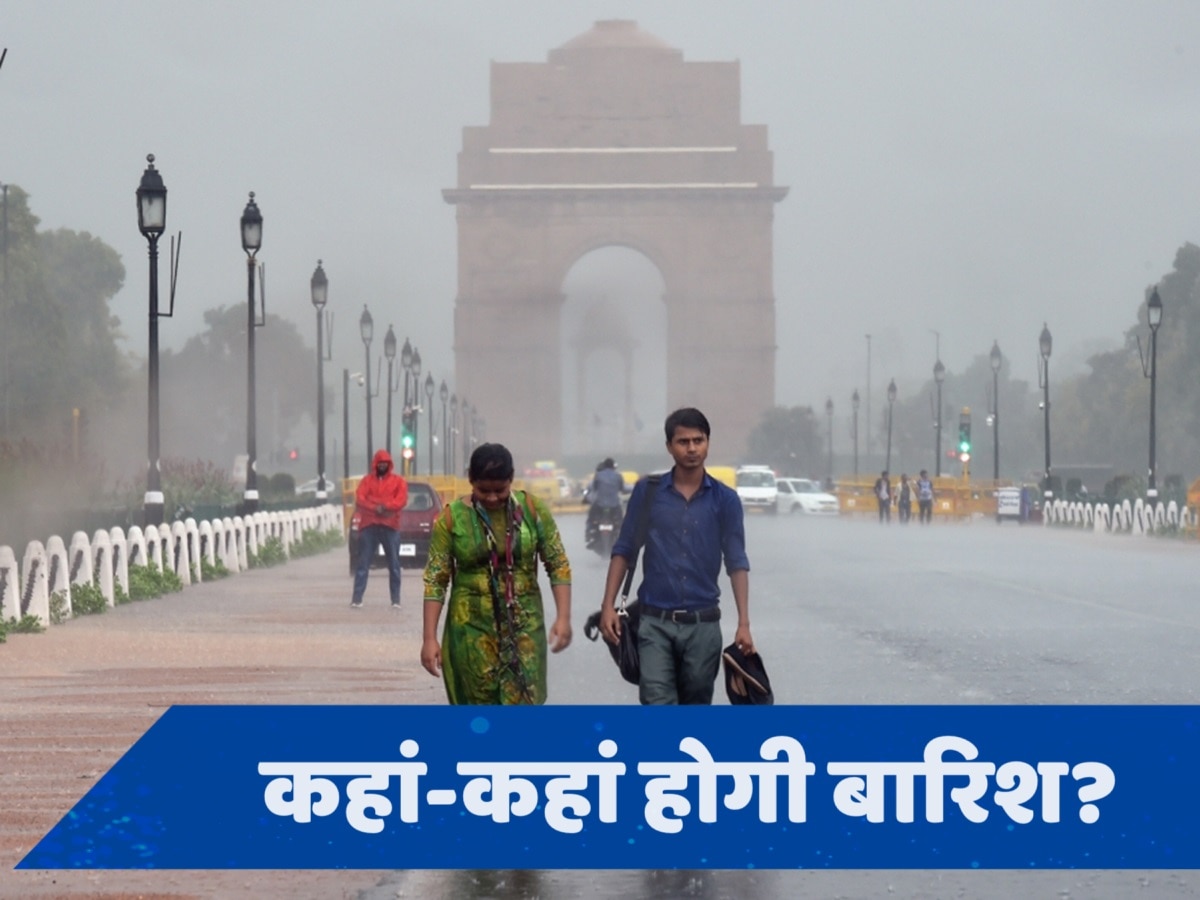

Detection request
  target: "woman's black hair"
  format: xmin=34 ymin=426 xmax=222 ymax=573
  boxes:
xmin=469 ymin=442 xmax=515 ymax=482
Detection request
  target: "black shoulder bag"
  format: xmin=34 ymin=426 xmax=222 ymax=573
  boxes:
xmin=584 ymin=475 xmax=661 ymax=685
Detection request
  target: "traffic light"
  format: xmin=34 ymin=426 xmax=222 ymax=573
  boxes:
xmin=957 ymin=408 xmax=972 ymax=462
xmin=401 ymin=418 xmax=415 ymax=463
xmin=288 ymin=447 xmax=299 ymax=461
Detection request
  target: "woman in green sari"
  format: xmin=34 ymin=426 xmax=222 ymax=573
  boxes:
xmin=421 ymin=443 xmax=573 ymax=704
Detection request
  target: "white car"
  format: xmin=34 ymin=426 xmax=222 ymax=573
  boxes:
xmin=735 ymin=465 xmax=778 ymax=513
xmin=776 ymin=478 xmax=840 ymax=515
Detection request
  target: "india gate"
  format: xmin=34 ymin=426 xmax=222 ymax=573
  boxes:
xmin=443 ymin=20 xmax=787 ymax=466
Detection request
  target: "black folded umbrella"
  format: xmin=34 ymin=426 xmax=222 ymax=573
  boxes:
xmin=722 ymin=643 xmax=774 ymax=705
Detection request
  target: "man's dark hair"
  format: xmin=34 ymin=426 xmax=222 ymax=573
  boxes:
xmin=469 ymin=443 xmax=514 ymax=482
xmin=664 ymin=407 xmax=711 ymax=442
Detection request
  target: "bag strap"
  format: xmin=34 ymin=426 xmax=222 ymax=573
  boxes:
xmin=619 ymin=475 xmax=661 ymax=608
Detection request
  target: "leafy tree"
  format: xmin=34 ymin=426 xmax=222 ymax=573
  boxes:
xmin=746 ymin=406 xmax=822 ymax=476
xmin=155 ymin=304 xmax=320 ymax=468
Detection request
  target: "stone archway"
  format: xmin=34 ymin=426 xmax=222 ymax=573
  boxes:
xmin=443 ymin=20 xmax=788 ymax=467
xmin=560 ymin=246 xmax=667 ymax=460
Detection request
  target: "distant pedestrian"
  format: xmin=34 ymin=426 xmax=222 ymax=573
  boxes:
xmin=897 ymin=474 xmax=913 ymax=523
xmin=916 ymin=470 xmax=935 ymax=524
xmin=874 ymin=470 xmax=891 ymax=523
xmin=350 ymin=448 xmax=408 ymax=609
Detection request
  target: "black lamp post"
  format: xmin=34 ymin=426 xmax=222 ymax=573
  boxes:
xmin=989 ymin=341 xmax=1001 ymax=483
xmin=310 ymin=261 xmax=329 ymax=500
xmin=450 ymin=393 xmax=459 ymax=475
xmin=1038 ymin=323 xmax=1053 ymax=500
xmin=461 ymin=398 xmax=471 ymax=471
xmin=342 ymin=369 xmax=351 ymax=481
xmin=360 ymin=305 xmax=374 ymax=468
xmin=439 ymin=380 xmax=449 ymax=474
xmin=851 ymin=389 xmax=860 ymax=479
xmin=933 ymin=359 xmax=945 ymax=477
xmin=1141 ymin=288 xmax=1164 ymax=502
xmin=425 ymin=373 xmax=435 ymax=476
xmin=136 ymin=154 xmax=167 ymax=526
xmin=240 ymin=192 xmax=264 ymax=514
xmin=825 ymin=397 xmax=834 ymax=484
xmin=885 ymin=379 xmax=897 ymax=473
xmin=384 ymin=326 xmax=397 ymax=455
xmin=410 ymin=348 xmax=422 ymax=474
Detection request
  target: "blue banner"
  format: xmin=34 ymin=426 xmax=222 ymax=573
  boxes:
xmin=18 ymin=705 xmax=1198 ymax=869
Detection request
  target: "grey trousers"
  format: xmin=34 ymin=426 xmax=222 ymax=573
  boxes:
xmin=637 ymin=615 xmax=723 ymax=705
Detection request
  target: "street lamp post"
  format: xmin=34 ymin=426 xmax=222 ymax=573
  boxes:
xmin=360 ymin=306 xmax=374 ymax=468
xmin=384 ymin=326 xmax=398 ymax=455
xmin=342 ymin=369 xmax=351 ymax=481
xmin=461 ymin=399 xmax=471 ymax=471
xmin=439 ymin=380 xmax=449 ymax=474
xmin=885 ymin=378 xmax=897 ymax=474
xmin=450 ymin=393 xmax=459 ymax=475
xmin=1140 ymin=288 xmax=1164 ymax=503
xmin=825 ymin=397 xmax=834 ymax=485
xmin=240 ymin=192 xmax=264 ymax=514
xmin=409 ymin=348 xmax=422 ymax=474
xmin=851 ymin=389 xmax=860 ymax=479
xmin=425 ymin=373 xmax=435 ymax=476
xmin=136 ymin=155 xmax=167 ymax=526
xmin=310 ymin=261 xmax=329 ymax=500
xmin=865 ymin=334 xmax=872 ymax=460
xmin=933 ymin=359 xmax=945 ymax=478
xmin=989 ymin=341 xmax=1001 ymax=483
xmin=1038 ymin=323 xmax=1053 ymax=501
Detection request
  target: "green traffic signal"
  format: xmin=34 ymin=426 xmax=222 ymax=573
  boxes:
xmin=401 ymin=432 xmax=414 ymax=449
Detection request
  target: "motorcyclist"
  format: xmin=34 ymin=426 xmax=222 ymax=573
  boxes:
xmin=585 ymin=457 xmax=627 ymax=549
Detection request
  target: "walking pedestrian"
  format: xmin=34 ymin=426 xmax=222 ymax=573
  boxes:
xmin=350 ymin=448 xmax=408 ymax=609
xmin=916 ymin=469 xmax=935 ymax=524
xmin=897 ymin=473 xmax=913 ymax=523
xmin=421 ymin=443 xmax=573 ymax=705
xmin=874 ymin=470 xmax=892 ymax=523
xmin=598 ymin=407 xmax=756 ymax=705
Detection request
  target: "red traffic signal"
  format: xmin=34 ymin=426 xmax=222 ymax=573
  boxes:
xmin=288 ymin=448 xmax=299 ymax=461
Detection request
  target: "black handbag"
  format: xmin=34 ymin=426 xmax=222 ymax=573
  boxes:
xmin=583 ymin=475 xmax=660 ymax=685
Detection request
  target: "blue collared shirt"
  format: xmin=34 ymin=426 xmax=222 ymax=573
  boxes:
xmin=612 ymin=468 xmax=749 ymax=611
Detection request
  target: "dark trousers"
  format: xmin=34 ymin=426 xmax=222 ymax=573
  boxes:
xmin=899 ymin=501 xmax=912 ymax=523
xmin=638 ymin=615 xmax=723 ymax=705
xmin=352 ymin=524 xmax=401 ymax=604
xmin=877 ymin=499 xmax=890 ymax=522
xmin=918 ymin=499 xmax=933 ymax=523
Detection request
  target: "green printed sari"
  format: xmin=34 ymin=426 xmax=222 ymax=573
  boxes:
xmin=423 ymin=491 xmax=571 ymax=704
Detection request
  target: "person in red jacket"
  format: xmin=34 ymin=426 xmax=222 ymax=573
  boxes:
xmin=351 ymin=448 xmax=409 ymax=609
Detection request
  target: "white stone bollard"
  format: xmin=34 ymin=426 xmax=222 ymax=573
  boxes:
xmin=199 ymin=518 xmax=216 ymax=566
xmin=91 ymin=530 xmax=115 ymax=606
xmin=109 ymin=526 xmax=130 ymax=597
xmin=69 ymin=531 xmax=94 ymax=588
xmin=171 ymin=520 xmax=191 ymax=586
xmin=0 ymin=545 xmax=21 ymax=621
xmin=20 ymin=540 xmax=51 ymax=627
xmin=45 ymin=534 xmax=72 ymax=620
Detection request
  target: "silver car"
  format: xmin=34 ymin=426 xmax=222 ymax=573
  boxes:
xmin=776 ymin=478 xmax=840 ymax=515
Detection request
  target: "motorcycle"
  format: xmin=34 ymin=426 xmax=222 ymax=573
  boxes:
xmin=586 ymin=504 xmax=623 ymax=558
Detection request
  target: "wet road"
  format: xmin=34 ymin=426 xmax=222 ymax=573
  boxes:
xmin=365 ymin=512 xmax=1200 ymax=899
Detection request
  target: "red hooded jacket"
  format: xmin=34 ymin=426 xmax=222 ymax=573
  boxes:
xmin=355 ymin=449 xmax=408 ymax=530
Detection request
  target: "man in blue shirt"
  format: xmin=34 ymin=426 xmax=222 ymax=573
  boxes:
xmin=598 ymin=407 xmax=755 ymax=704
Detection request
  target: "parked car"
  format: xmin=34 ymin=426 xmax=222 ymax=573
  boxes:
xmin=735 ymin=465 xmax=778 ymax=513
xmin=348 ymin=482 xmax=444 ymax=573
xmin=776 ymin=477 xmax=840 ymax=515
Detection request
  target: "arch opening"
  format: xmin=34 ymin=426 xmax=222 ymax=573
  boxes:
xmin=560 ymin=246 xmax=667 ymax=462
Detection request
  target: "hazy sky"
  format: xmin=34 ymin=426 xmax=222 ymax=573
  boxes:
xmin=6 ymin=0 xmax=1200 ymax=425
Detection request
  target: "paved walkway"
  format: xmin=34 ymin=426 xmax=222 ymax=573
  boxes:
xmin=0 ymin=547 xmax=436 ymax=899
